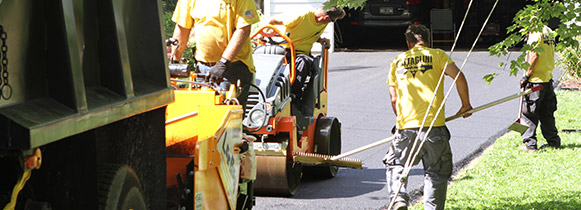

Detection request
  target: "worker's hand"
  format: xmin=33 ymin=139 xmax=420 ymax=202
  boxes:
xmin=455 ymin=104 xmax=473 ymax=118
xmin=209 ymin=58 xmax=230 ymax=83
xmin=520 ymin=75 xmax=531 ymax=88
xmin=318 ymin=38 xmax=330 ymax=47
xmin=382 ymin=154 xmax=390 ymax=166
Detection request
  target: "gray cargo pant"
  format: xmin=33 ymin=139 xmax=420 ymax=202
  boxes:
xmin=383 ymin=126 xmax=453 ymax=210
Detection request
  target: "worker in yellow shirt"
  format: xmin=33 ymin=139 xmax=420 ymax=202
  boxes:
xmin=384 ymin=24 xmax=472 ymax=210
xmin=268 ymin=6 xmax=345 ymax=101
xmin=170 ymin=0 xmax=260 ymax=110
xmin=518 ymin=25 xmax=561 ymax=152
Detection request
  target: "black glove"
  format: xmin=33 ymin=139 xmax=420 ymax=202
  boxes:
xmin=209 ymin=57 xmax=231 ymax=82
xmin=520 ymin=75 xmax=530 ymax=88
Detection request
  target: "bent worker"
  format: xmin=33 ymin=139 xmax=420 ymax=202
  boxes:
xmin=518 ymin=25 xmax=561 ymax=152
xmin=268 ymin=6 xmax=345 ymax=101
xmin=170 ymin=0 xmax=260 ymax=110
xmin=383 ymin=24 xmax=473 ymax=210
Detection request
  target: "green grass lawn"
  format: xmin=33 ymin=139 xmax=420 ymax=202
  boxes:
xmin=410 ymin=90 xmax=581 ymax=210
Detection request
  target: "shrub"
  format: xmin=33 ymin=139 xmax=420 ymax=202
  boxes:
xmin=558 ymin=35 xmax=581 ymax=79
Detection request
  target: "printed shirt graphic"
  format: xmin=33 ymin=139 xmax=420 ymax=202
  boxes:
xmin=172 ymin=0 xmax=260 ymax=72
xmin=387 ymin=46 xmax=454 ymax=129
xmin=281 ymin=9 xmax=327 ymax=55
xmin=527 ymin=26 xmax=556 ymax=83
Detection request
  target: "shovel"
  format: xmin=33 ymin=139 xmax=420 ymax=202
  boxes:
xmin=507 ymin=88 xmax=530 ymax=134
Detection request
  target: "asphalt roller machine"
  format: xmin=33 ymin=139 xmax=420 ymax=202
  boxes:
xmin=246 ymin=26 xmax=361 ymax=196
xmin=164 ymin=40 xmax=256 ymax=210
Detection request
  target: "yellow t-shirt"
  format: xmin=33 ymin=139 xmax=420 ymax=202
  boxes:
xmin=387 ymin=46 xmax=454 ymax=129
xmin=172 ymin=0 xmax=260 ymax=72
xmin=281 ymin=10 xmax=327 ymax=55
xmin=527 ymin=26 xmax=555 ymax=83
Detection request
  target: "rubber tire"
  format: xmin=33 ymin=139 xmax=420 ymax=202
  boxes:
xmin=305 ymin=117 xmax=341 ymax=179
xmin=98 ymin=165 xmax=147 ymax=210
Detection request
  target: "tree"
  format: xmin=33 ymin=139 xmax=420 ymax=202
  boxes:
xmin=484 ymin=0 xmax=580 ymax=83
xmin=323 ymin=0 xmax=366 ymax=9
xmin=162 ymin=0 xmax=178 ymax=39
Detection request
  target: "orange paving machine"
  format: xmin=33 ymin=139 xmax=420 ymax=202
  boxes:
xmin=164 ymin=54 xmax=256 ymax=209
xmin=247 ymin=26 xmax=361 ymax=196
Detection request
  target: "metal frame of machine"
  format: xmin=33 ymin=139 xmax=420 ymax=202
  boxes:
xmin=164 ymin=42 xmax=257 ymax=209
xmin=245 ymin=26 xmax=344 ymax=196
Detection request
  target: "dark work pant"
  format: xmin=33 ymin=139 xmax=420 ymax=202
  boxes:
xmin=521 ymin=80 xmax=561 ymax=148
xmin=383 ymin=126 xmax=453 ymax=210
xmin=290 ymin=53 xmax=314 ymax=100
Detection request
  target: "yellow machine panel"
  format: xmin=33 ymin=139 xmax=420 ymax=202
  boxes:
xmin=166 ymin=85 xmax=247 ymax=210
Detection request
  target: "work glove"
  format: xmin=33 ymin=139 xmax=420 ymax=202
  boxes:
xmin=209 ymin=57 xmax=231 ymax=83
xmin=520 ymin=75 xmax=531 ymax=89
xmin=382 ymin=153 xmax=390 ymax=166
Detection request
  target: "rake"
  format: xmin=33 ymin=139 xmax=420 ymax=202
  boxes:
xmin=293 ymin=85 xmax=542 ymax=168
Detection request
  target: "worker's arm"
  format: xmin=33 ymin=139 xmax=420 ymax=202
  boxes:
xmin=221 ymin=25 xmax=251 ymax=62
xmin=209 ymin=24 xmax=252 ymax=82
xmin=171 ymin=25 xmax=191 ymax=62
xmin=525 ymin=31 xmax=542 ymax=77
xmin=517 ymin=50 xmax=538 ymax=88
xmin=521 ymin=32 xmax=542 ymax=87
xmin=525 ymin=50 xmax=538 ymax=76
xmin=388 ymin=85 xmax=398 ymax=116
xmin=268 ymin=17 xmax=284 ymax=25
xmin=518 ymin=50 xmax=538 ymax=88
xmin=317 ymin=37 xmax=330 ymax=44
xmin=444 ymin=63 xmax=473 ymax=118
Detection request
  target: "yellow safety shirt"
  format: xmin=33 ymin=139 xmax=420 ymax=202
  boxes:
xmin=172 ymin=0 xmax=259 ymax=72
xmin=527 ymin=26 xmax=555 ymax=83
xmin=281 ymin=9 xmax=327 ymax=55
xmin=387 ymin=46 xmax=454 ymax=129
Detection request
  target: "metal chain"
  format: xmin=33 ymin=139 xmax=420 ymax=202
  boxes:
xmin=0 ymin=24 xmax=11 ymax=100
xmin=0 ymin=25 xmax=4 ymax=88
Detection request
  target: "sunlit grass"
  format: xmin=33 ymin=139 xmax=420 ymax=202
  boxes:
xmin=409 ymin=90 xmax=581 ymax=210
xmin=555 ymin=90 xmax=581 ymax=129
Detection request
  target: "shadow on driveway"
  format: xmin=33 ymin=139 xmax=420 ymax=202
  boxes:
xmin=280 ymin=168 xmax=424 ymax=200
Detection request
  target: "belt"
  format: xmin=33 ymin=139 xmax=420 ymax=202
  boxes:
xmin=198 ymin=61 xmax=216 ymax=67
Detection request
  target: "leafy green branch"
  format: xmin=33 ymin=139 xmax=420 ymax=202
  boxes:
xmin=323 ymin=0 xmax=366 ymax=10
xmin=485 ymin=0 xmax=581 ymax=84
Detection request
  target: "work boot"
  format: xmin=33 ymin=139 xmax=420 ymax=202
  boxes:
xmin=518 ymin=145 xmax=537 ymax=152
xmin=392 ymin=201 xmax=408 ymax=210
xmin=381 ymin=201 xmax=407 ymax=210
xmin=539 ymin=144 xmax=561 ymax=150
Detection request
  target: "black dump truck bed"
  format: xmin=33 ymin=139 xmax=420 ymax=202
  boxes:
xmin=0 ymin=1 xmax=173 ymax=209
xmin=0 ymin=0 xmax=173 ymax=149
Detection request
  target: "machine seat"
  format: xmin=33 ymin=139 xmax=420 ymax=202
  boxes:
xmin=254 ymin=45 xmax=286 ymax=55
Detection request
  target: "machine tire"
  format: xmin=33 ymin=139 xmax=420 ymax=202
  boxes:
xmin=305 ymin=117 xmax=341 ymax=179
xmin=98 ymin=165 xmax=147 ymax=210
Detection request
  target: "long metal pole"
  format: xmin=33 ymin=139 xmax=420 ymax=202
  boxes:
xmin=330 ymin=136 xmax=395 ymax=161
xmin=444 ymin=85 xmax=541 ymax=121
xmin=328 ymin=86 xmax=542 ymax=162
